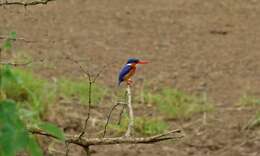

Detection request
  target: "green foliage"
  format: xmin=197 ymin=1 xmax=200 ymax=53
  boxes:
xmin=108 ymin=116 xmax=168 ymax=136
xmin=239 ymin=94 xmax=260 ymax=107
xmin=239 ymin=95 xmax=260 ymax=129
xmin=2 ymin=31 xmax=16 ymax=50
xmin=145 ymin=88 xmax=213 ymax=119
xmin=245 ymin=112 xmax=260 ymax=129
xmin=38 ymin=122 xmax=65 ymax=141
xmin=1 ymin=66 xmax=55 ymax=123
xmin=57 ymin=78 xmax=105 ymax=105
xmin=1 ymin=66 xmax=106 ymax=117
xmin=0 ymin=100 xmax=43 ymax=156
xmin=135 ymin=117 xmax=169 ymax=135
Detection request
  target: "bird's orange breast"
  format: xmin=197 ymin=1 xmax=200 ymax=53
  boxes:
xmin=124 ymin=66 xmax=136 ymax=81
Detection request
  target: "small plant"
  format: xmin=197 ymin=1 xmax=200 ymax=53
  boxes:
xmin=0 ymin=100 xmax=43 ymax=156
xmin=244 ymin=112 xmax=260 ymax=130
xmin=0 ymin=100 xmax=65 ymax=156
xmin=1 ymin=66 xmax=55 ymax=123
xmin=145 ymin=88 xmax=213 ymax=120
xmin=2 ymin=31 xmax=17 ymax=51
xmin=239 ymin=94 xmax=260 ymax=130
xmin=239 ymin=94 xmax=260 ymax=107
xmin=108 ymin=116 xmax=168 ymax=136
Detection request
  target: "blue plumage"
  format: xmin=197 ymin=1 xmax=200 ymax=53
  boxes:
xmin=118 ymin=58 xmax=148 ymax=85
xmin=118 ymin=64 xmax=132 ymax=85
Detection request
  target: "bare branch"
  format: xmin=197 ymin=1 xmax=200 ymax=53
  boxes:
xmin=64 ymin=54 xmax=91 ymax=81
xmin=30 ymin=128 xmax=183 ymax=147
xmin=0 ymin=0 xmax=56 ymax=6
xmin=0 ymin=36 xmax=35 ymax=43
xmin=93 ymin=65 xmax=106 ymax=83
xmin=0 ymin=60 xmax=32 ymax=66
xmin=64 ymin=53 xmax=106 ymax=139
xmin=117 ymin=91 xmax=128 ymax=125
xmin=77 ymin=80 xmax=92 ymax=139
xmin=84 ymin=146 xmax=91 ymax=156
xmin=65 ymin=142 xmax=70 ymax=156
xmin=103 ymin=102 xmax=126 ymax=137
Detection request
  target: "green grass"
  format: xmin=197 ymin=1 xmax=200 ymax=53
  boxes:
xmin=245 ymin=111 xmax=260 ymax=130
xmin=1 ymin=66 xmax=106 ymax=123
xmin=238 ymin=94 xmax=260 ymax=130
xmin=57 ymin=78 xmax=106 ymax=105
xmin=239 ymin=94 xmax=260 ymax=107
xmin=145 ymin=88 xmax=213 ymax=120
xmin=1 ymin=67 xmax=55 ymax=122
xmin=108 ymin=116 xmax=169 ymax=136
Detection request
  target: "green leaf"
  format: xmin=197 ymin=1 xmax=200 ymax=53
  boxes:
xmin=27 ymin=136 xmax=43 ymax=156
xmin=0 ymin=100 xmax=34 ymax=156
xmin=38 ymin=122 xmax=65 ymax=141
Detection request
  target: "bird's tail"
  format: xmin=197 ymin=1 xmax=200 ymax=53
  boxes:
xmin=118 ymin=80 xmax=122 ymax=86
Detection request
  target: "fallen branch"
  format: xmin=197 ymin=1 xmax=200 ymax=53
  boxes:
xmin=0 ymin=36 xmax=35 ymax=43
xmin=0 ymin=0 xmax=56 ymax=6
xmin=31 ymin=128 xmax=183 ymax=147
xmin=0 ymin=60 xmax=32 ymax=66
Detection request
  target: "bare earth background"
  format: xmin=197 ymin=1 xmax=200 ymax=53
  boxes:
xmin=1 ymin=0 xmax=260 ymax=156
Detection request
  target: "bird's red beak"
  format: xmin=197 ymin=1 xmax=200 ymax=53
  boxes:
xmin=138 ymin=60 xmax=149 ymax=64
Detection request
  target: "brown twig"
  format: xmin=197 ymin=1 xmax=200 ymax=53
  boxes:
xmin=0 ymin=60 xmax=32 ymax=66
xmin=0 ymin=36 xmax=35 ymax=43
xmin=117 ymin=91 xmax=128 ymax=125
xmin=31 ymin=128 xmax=183 ymax=147
xmin=0 ymin=0 xmax=56 ymax=6
xmin=64 ymin=53 xmax=106 ymax=139
xmin=103 ymin=102 xmax=126 ymax=137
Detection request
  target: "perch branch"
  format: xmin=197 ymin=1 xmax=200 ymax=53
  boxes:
xmin=125 ymin=84 xmax=134 ymax=137
xmin=30 ymin=128 xmax=183 ymax=147
xmin=0 ymin=0 xmax=56 ymax=6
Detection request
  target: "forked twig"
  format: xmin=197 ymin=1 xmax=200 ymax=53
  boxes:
xmin=64 ymin=53 xmax=106 ymax=139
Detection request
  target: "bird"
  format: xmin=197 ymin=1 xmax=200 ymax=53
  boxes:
xmin=118 ymin=58 xmax=148 ymax=85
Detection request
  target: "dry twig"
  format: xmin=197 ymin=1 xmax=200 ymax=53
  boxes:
xmin=31 ymin=128 xmax=183 ymax=147
xmin=0 ymin=0 xmax=56 ymax=6
xmin=64 ymin=53 xmax=106 ymax=139
xmin=103 ymin=102 xmax=126 ymax=137
xmin=0 ymin=60 xmax=32 ymax=66
xmin=0 ymin=36 xmax=35 ymax=43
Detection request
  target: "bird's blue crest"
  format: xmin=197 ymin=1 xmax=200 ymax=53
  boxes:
xmin=127 ymin=58 xmax=140 ymax=64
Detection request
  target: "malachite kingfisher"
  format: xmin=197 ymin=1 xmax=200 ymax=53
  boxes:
xmin=118 ymin=58 xmax=148 ymax=85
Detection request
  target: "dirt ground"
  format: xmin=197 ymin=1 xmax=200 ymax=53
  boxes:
xmin=1 ymin=0 xmax=260 ymax=155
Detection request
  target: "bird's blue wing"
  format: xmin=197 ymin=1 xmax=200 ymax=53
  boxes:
xmin=118 ymin=65 xmax=132 ymax=85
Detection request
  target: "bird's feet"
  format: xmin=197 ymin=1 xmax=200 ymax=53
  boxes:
xmin=127 ymin=79 xmax=133 ymax=85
